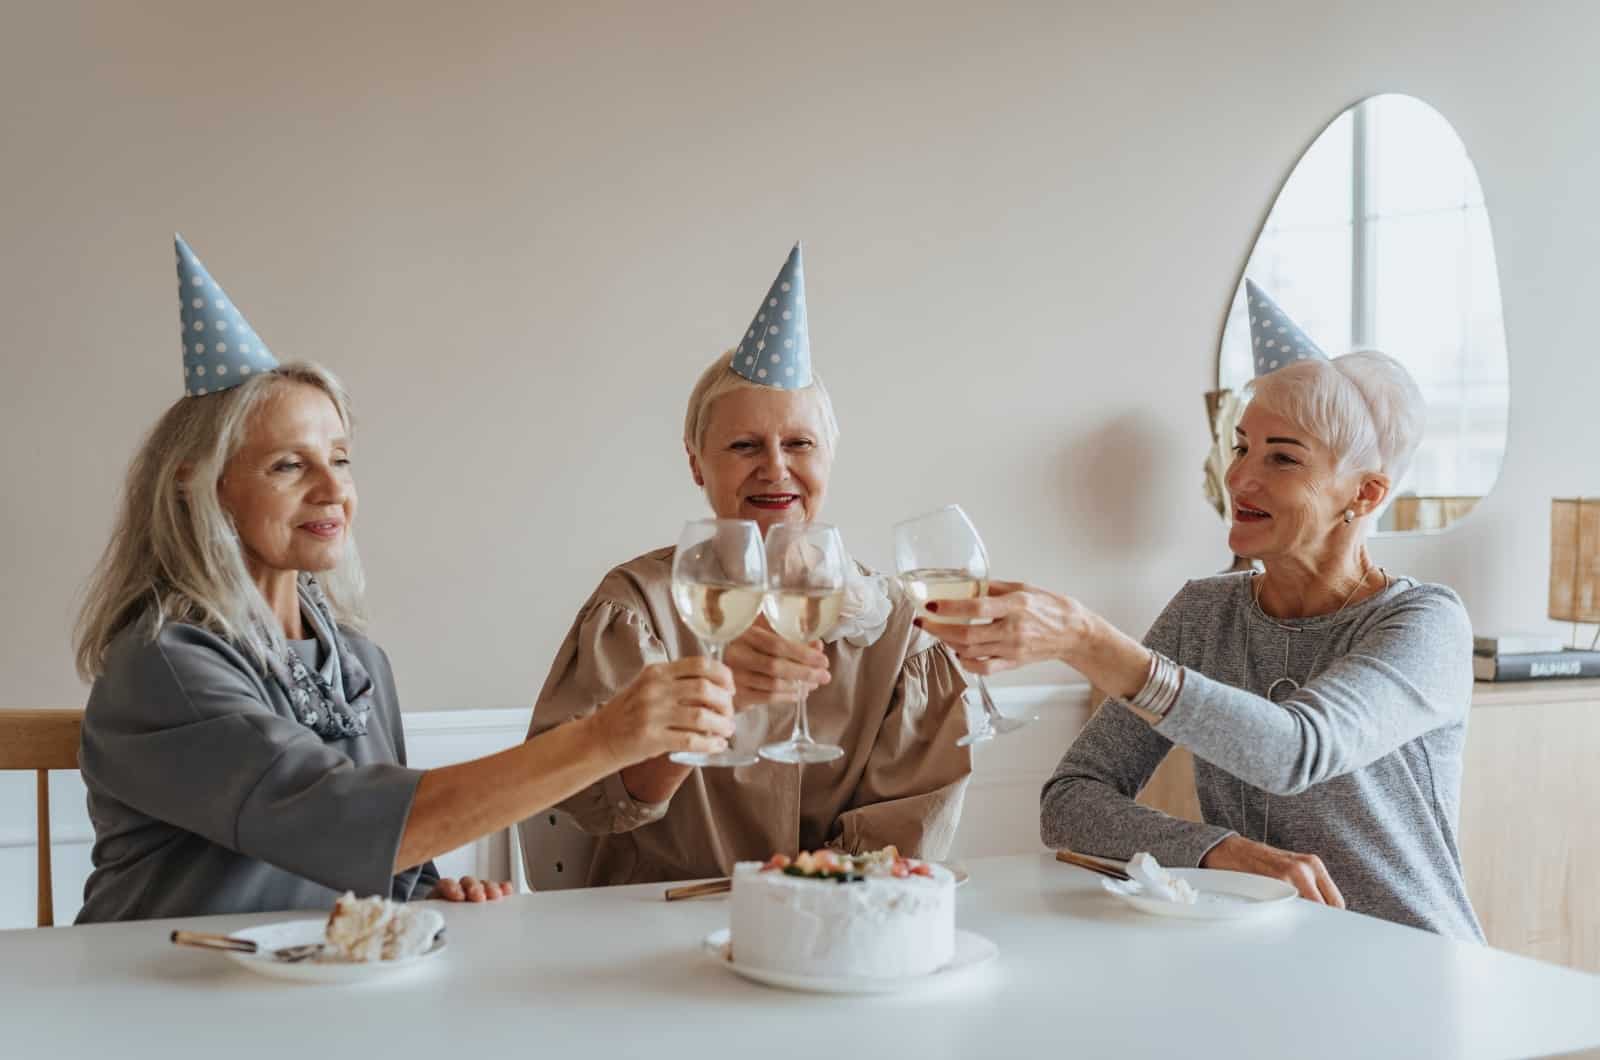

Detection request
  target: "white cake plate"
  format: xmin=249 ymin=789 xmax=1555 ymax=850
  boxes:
xmin=1099 ymin=868 xmax=1297 ymax=921
xmin=701 ymin=928 xmax=997 ymax=995
xmin=219 ymin=919 xmax=447 ymax=984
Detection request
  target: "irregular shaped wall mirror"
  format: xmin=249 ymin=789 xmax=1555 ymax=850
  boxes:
xmin=1211 ymin=94 xmax=1508 ymax=534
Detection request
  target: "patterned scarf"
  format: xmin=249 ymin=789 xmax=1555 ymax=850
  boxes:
xmin=266 ymin=575 xmax=374 ymax=740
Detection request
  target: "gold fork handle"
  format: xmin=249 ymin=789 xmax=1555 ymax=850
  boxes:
xmin=170 ymin=930 xmax=258 ymax=954
xmin=664 ymin=878 xmax=732 ymax=901
xmin=1054 ymin=850 xmax=1133 ymax=881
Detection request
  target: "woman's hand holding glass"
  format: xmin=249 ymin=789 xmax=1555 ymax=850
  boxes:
xmin=721 ymin=617 xmax=831 ymax=710
xmin=916 ymin=578 xmax=1163 ymax=713
xmin=589 ymin=657 xmax=738 ymax=764
xmin=669 ymin=518 xmax=768 ymax=766
xmin=894 ymin=504 xmax=1034 ymax=745
xmin=758 ymin=522 xmax=849 ymax=764
xmin=914 ymin=579 xmax=1088 ymax=674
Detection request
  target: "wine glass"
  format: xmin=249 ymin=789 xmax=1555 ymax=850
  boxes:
xmin=669 ymin=518 xmax=768 ymax=767
xmin=893 ymin=504 xmax=1035 ymax=746
xmin=758 ymin=522 xmax=848 ymax=765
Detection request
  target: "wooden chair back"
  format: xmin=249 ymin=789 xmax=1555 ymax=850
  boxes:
xmin=0 ymin=710 xmax=85 ymax=927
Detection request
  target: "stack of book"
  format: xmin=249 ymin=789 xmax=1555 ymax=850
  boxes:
xmin=1473 ymin=633 xmax=1600 ymax=682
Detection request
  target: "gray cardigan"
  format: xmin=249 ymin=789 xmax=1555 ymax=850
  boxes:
xmin=1042 ymin=572 xmax=1484 ymax=941
xmin=77 ymin=620 xmax=436 ymax=923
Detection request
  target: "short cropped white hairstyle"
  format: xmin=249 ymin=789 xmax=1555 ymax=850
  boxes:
xmin=682 ymin=350 xmax=840 ymax=454
xmin=1245 ymin=350 xmax=1426 ymax=486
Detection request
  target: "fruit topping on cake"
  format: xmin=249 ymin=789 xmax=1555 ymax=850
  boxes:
xmin=760 ymin=845 xmax=935 ymax=882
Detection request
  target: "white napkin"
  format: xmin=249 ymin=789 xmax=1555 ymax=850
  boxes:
xmin=1111 ymin=852 xmax=1199 ymax=905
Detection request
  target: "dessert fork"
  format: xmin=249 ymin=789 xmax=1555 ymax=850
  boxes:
xmin=169 ymin=930 xmax=323 ymax=962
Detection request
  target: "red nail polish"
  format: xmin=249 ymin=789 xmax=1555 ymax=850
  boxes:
xmin=926 ymin=602 xmax=939 ymax=613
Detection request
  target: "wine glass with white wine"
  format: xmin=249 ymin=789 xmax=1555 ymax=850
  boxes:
xmin=758 ymin=522 xmax=848 ymax=765
xmin=894 ymin=504 xmax=1035 ymax=746
xmin=669 ymin=518 xmax=768 ymax=767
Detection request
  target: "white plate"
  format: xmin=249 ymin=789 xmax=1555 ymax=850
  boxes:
xmin=1099 ymin=868 xmax=1297 ymax=920
xmin=220 ymin=919 xmax=446 ymax=983
xmin=701 ymin=928 xmax=997 ymax=994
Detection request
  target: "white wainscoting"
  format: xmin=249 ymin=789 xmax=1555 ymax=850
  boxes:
xmin=0 ymin=683 xmax=1097 ymax=929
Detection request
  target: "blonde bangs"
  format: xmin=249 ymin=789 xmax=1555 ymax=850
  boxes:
xmin=682 ymin=350 xmax=840 ymax=454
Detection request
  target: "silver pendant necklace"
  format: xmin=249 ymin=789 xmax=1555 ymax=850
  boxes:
xmin=1246 ymin=562 xmax=1385 ymax=700
xmin=1238 ymin=562 xmax=1389 ymax=841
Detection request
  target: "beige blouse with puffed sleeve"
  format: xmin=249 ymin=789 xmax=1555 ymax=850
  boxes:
xmin=526 ymin=546 xmax=973 ymax=885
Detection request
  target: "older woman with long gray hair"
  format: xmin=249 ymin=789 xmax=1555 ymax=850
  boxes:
xmin=916 ymin=282 xmax=1482 ymax=940
xmin=72 ymin=238 xmax=736 ymax=922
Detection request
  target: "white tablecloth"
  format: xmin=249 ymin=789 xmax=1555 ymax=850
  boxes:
xmin=5 ymin=854 xmax=1597 ymax=1058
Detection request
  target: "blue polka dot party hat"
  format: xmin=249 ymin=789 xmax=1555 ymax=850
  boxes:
xmin=731 ymin=242 xmax=811 ymax=389
xmin=1245 ymin=279 xmax=1327 ymax=377
xmin=175 ymin=234 xmax=279 ymax=396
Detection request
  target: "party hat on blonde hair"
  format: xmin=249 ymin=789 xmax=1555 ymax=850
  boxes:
xmin=1245 ymin=279 xmax=1326 ymax=377
xmin=175 ymin=235 xmax=279 ymax=396
xmin=731 ymin=243 xmax=811 ymax=389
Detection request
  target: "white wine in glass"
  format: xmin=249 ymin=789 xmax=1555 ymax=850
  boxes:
xmin=671 ymin=581 xmax=766 ymax=644
xmin=893 ymin=505 xmax=1035 ymax=746
xmin=759 ymin=522 xmax=849 ymax=765
xmin=900 ymin=569 xmax=987 ymax=619
xmin=763 ymin=587 xmax=846 ymax=643
xmin=669 ymin=518 xmax=767 ymax=767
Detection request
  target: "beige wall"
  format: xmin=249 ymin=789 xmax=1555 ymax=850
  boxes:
xmin=3 ymin=1 xmax=1597 ymax=712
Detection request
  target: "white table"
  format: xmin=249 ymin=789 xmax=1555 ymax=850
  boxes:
xmin=5 ymin=854 xmax=1598 ymax=1058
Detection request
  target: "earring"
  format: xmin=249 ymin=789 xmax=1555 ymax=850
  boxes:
xmin=1343 ymin=509 xmax=1355 ymax=524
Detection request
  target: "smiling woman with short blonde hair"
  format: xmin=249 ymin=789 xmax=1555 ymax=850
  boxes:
xmin=525 ymin=246 xmax=972 ymax=885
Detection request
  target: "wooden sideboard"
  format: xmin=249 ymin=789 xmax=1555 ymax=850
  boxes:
xmin=1129 ymin=679 xmax=1600 ymax=972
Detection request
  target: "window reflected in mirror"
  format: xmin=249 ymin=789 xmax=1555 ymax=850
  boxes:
xmin=1215 ymin=94 xmax=1508 ymax=534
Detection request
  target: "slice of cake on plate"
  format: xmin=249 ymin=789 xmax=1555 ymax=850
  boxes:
xmin=323 ymin=893 xmax=445 ymax=962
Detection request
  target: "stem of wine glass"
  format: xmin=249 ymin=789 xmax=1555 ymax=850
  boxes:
xmin=785 ymin=680 xmax=809 ymax=745
xmin=704 ymin=640 xmax=730 ymax=753
xmin=973 ymin=674 xmax=1005 ymax=722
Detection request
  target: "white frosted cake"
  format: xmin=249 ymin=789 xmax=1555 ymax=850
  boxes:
xmin=730 ymin=848 xmax=955 ymax=979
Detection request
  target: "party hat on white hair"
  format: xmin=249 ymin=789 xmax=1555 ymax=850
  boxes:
xmin=1245 ymin=279 xmax=1326 ymax=377
xmin=730 ymin=243 xmax=811 ymax=390
xmin=175 ymin=234 xmax=279 ymax=396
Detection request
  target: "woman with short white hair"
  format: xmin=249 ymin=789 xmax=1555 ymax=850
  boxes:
xmin=73 ymin=238 xmax=735 ymax=922
xmin=527 ymin=246 xmax=973 ymax=885
xmin=917 ymin=283 xmax=1483 ymax=940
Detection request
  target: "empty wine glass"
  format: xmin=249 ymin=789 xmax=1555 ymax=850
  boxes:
xmin=758 ymin=522 xmax=848 ymax=765
xmin=669 ymin=518 xmax=767 ymax=767
xmin=893 ymin=504 xmax=1035 ymax=746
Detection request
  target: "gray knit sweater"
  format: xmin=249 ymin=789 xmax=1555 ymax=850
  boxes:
xmin=1041 ymin=572 xmax=1484 ymax=941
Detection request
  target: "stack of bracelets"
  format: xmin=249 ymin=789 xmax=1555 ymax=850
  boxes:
xmin=1126 ymin=650 xmax=1182 ymax=718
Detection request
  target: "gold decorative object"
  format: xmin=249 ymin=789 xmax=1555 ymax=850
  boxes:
xmin=1201 ymin=388 xmax=1246 ymax=520
xmin=1549 ymin=498 xmax=1600 ymax=623
xmin=1386 ymin=496 xmax=1482 ymax=533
